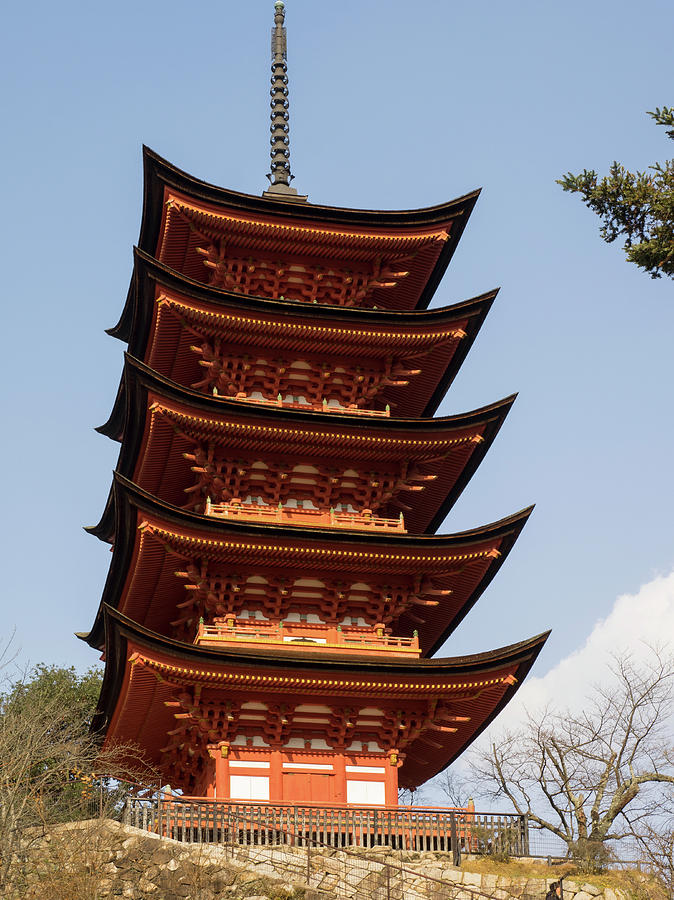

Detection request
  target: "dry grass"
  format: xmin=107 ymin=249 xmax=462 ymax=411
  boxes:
xmin=459 ymin=856 xmax=666 ymax=898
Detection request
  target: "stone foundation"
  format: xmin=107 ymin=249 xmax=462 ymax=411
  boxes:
xmin=8 ymin=820 xmax=629 ymax=900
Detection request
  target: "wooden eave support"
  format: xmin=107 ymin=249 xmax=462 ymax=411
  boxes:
xmin=156 ymin=294 xmax=467 ymax=351
xmin=165 ymin=195 xmax=453 ymax=256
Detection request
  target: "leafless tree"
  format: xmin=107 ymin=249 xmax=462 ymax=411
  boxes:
xmin=636 ymin=824 xmax=674 ymax=898
xmin=470 ymin=647 xmax=674 ymax=868
xmin=629 ymin=786 xmax=674 ymax=900
xmin=432 ymin=768 xmax=472 ymax=808
xmin=398 ymin=784 xmax=433 ymax=806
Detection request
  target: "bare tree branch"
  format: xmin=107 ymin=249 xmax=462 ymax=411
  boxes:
xmin=469 ymin=645 xmax=674 ymax=868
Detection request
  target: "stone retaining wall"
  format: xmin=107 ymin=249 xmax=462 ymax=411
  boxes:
xmin=9 ymin=819 xmax=629 ymax=900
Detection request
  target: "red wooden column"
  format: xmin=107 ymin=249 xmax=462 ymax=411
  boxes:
xmin=385 ymin=750 xmax=400 ymax=806
xmin=334 ymin=753 xmax=347 ymax=803
xmin=211 ymin=742 xmax=231 ymax=799
xmin=270 ymin=749 xmax=283 ymax=802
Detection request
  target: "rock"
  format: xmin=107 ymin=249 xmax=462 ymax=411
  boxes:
xmin=603 ymin=890 xmax=621 ymax=900
xmin=316 ymin=856 xmax=342 ymax=875
xmin=580 ymin=884 xmax=602 ymax=896
xmin=422 ymin=864 xmax=444 ymax=879
xmin=573 ymin=892 xmax=595 ymax=900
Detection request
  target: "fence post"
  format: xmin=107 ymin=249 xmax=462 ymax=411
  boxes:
xmin=450 ymin=812 xmax=461 ymax=866
xmin=522 ymin=813 xmax=530 ymax=856
xmin=306 ymin=835 xmax=312 ymax=885
xmin=385 ymin=863 xmax=391 ymax=900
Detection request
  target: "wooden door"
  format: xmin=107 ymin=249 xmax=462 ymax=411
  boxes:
xmin=283 ymin=772 xmax=335 ymax=804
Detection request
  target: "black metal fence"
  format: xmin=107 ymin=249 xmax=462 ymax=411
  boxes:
xmin=525 ymin=827 xmax=645 ymax=866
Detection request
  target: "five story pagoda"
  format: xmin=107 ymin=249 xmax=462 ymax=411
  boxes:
xmin=84 ymin=1 xmax=548 ymax=807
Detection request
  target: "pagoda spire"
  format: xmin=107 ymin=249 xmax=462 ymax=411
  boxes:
xmin=263 ymin=1 xmax=307 ymax=201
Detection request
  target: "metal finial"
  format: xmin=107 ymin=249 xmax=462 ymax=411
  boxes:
xmin=263 ymin=1 xmax=307 ymax=201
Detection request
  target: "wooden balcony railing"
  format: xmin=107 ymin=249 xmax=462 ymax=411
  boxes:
xmin=194 ymin=619 xmax=420 ymax=655
xmin=228 ymin=391 xmax=391 ymax=418
xmin=204 ymin=498 xmax=406 ymax=533
xmin=123 ymin=796 xmax=530 ymax=860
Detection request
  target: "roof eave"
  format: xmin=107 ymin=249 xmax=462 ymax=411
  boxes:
xmin=138 ymin=147 xmax=480 ymax=310
xmin=83 ymin=473 xmax=534 ymax=652
xmin=109 ymin=355 xmax=516 ymax=536
xmin=141 ymin=145 xmax=481 ymax=231
xmin=92 ymin=604 xmax=550 ymax=742
xmin=118 ymin=352 xmax=517 ymax=437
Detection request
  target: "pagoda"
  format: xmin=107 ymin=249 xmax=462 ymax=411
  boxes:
xmin=85 ymin=2 xmax=548 ymax=807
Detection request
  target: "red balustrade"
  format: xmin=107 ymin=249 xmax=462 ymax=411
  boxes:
xmin=229 ymin=391 xmax=391 ymax=418
xmin=204 ymin=498 xmax=406 ymax=533
xmin=194 ymin=619 xmax=420 ymax=656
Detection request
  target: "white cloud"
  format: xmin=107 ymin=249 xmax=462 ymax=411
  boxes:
xmin=497 ymin=568 xmax=674 ymax=730
xmin=432 ymin=570 xmax=674 ymax=800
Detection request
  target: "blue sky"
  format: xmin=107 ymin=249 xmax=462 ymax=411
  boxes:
xmin=1 ymin=0 xmax=672 ymax=683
